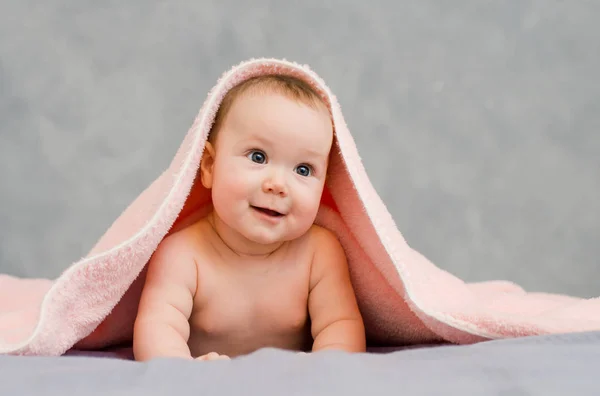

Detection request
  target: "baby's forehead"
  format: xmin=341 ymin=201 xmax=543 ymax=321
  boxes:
xmin=236 ymin=85 xmax=330 ymax=114
xmin=212 ymin=83 xmax=333 ymax=148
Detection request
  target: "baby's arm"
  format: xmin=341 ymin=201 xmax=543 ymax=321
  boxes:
xmin=308 ymin=228 xmax=366 ymax=353
xmin=133 ymin=235 xmax=197 ymax=361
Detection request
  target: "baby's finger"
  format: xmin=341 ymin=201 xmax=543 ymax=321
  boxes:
xmin=196 ymin=352 xmax=219 ymax=361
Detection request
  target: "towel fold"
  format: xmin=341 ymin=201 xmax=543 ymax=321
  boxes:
xmin=1 ymin=58 xmax=598 ymax=356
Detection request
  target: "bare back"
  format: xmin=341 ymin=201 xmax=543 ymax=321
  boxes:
xmin=186 ymin=216 xmax=315 ymax=357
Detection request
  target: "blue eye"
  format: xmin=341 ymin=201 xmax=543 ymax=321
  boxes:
xmin=295 ymin=164 xmax=312 ymax=177
xmin=248 ymin=150 xmax=266 ymax=164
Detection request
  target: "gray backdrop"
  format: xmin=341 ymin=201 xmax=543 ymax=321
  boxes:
xmin=1 ymin=1 xmax=598 ymax=297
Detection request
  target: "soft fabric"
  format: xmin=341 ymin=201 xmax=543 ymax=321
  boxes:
xmin=2 ymin=332 xmax=600 ymax=395
xmin=0 ymin=58 xmax=598 ymax=356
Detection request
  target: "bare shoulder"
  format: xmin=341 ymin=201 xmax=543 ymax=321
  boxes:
xmin=144 ymin=222 xmax=204 ymax=292
xmin=309 ymin=224 xmax=344 ymax=253
xmin=308 ymin=225 xmax=347 ymax=276
xmin=153 ymin=225 xmax=197 ymax=261
xmin=161 ymin=218 xmax=212 ymax=256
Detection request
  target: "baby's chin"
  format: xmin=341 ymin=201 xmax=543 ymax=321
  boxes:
xmin=242 ymin=226 xmax=313 ymax=246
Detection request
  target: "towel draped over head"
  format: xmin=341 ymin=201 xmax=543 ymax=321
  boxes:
xmin=1 ymin=58 xmax=598 ymax=356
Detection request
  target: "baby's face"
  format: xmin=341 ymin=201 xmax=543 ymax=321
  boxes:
xmin=206 ymin=91 xmax=333 ymax=246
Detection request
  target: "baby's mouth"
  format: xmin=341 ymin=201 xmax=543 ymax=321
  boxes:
xmin=251 ymin=205 xmax=284 ymax=217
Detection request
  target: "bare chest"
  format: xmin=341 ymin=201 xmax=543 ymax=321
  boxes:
xmin=188 ymin=252 xmax=312 ymax=355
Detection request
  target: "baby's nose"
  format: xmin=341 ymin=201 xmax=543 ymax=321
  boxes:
xmin=263 ymin=172 xmax=287 ymax=196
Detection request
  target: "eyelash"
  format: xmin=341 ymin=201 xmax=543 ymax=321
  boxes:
xmin=246 ymin=149 xmax=315 ymax=177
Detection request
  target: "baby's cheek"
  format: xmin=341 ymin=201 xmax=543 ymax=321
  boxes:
xmin=295 ymin=188 xmax=322 ymax=219
xmin=215 ymin=164 xmax=248 ymax=195
xmin=210 ymin=179 xmax=239 ymax=213
xmin=215 ymin=178 xmax=245 ymax=204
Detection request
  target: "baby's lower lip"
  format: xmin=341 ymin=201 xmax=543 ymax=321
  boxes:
xmin=251 ymin=206 xmax=284 ymax=217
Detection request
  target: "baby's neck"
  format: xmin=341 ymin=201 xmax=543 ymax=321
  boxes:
xmin=206 ymin=211 xmax=286 ymax=259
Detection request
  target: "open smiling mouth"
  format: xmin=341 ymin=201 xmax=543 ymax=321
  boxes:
xmin=251 ymin=206 xmax=284 ymax=217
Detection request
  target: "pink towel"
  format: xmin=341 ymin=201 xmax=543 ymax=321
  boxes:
xmin=1 ymin=58 xmax=598 ymax=356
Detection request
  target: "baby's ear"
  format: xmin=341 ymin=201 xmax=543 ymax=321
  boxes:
xmin=200 ymin=142 xmax=216 ymax=189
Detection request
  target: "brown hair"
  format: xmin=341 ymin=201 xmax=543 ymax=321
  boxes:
xmin=208 ymin=74 xmax=329 ymax=143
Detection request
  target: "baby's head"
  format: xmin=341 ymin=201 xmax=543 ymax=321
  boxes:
xmin=200 ymin=75 xmax=334 ymax=247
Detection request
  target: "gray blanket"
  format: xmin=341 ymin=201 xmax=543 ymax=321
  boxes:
xmin=1 ymin=332 xmax=599 ymax=395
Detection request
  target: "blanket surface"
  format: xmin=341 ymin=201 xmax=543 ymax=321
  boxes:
xmin=1 ymin=58 xmax=598 ymax=356
xmin=4 ymin=332 xmax=600 ymax=395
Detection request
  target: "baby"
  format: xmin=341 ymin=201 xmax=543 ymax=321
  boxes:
xmin=132 ymin=74 xmax=365 ymax=361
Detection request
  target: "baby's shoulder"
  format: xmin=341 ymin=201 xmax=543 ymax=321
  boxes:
xmin=306 ymin=225 xmax=347 ymax=279
xmin=156 ymin=219 xmax=210 ymax=256
xmin=306 ymin=224 xmax=343 ymax=252
xmin=143 ymin=223 xmax=203 ymax=285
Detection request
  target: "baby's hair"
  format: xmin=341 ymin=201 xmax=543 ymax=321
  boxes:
xmin=208 ymin=74 xmax=328 ymax=143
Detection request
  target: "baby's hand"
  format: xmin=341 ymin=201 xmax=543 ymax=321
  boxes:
xmin=195 ymin=352 xmax=230 ymax=361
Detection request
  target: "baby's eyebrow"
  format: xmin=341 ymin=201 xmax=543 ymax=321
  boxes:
xmin=245 ymin=134 xmax=271 ymax=146
xmin=301 ymin=147 xmax=329 ymax=160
